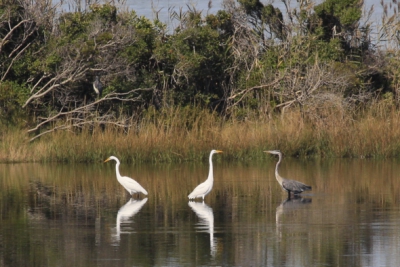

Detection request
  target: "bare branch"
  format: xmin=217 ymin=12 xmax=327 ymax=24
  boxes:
xmin=28 ymin=88 xmax=153 ymax=141
xmin=0 ymin=19 xmax=32 ymax=54
xmin=227 ymin=78 xmax=282 ymax=110
xmin=1 ymin=42 xmax=32 ymax=82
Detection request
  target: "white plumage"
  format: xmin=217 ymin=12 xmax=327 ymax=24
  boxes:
xmin=188 ymin=150 xmax=223 ymax=200
xmin=104 ymin=156 xmax=148 ymax=196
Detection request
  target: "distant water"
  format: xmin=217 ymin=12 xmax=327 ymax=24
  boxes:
xmin=124 ymin=0 xmax=384 ymax=19
xmin=58 ymin=0 xmax=386 ymax=46
xmin=121 ymin=0 xmax=386 ymax=46
xmin=60 ymin=0 xmax=383 ymax=24
xmin=125 ymin=0 xmax=224 ymax=30
xmin=60 ymin=0 xmax=224 ymax=22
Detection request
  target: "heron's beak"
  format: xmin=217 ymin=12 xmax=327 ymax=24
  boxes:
xmin=264 ymin=150 xmax=273 ymax=154
xmin=104 ymin=158 xmax=110 ymax=163
xmin=216 ymin=150 xmax=223 ymax=153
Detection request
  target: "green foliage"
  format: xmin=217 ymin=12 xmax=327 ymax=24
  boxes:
xmin=314 ymin=0 xmax=361 ymax=27
xmin=0 ymin=0 xmax=397 ymax=148
xmin=261 ymin=4 xmax=283 ymax=39
xmin=89 ymin=3 xmax=117 ymax=22
xmin=151 ymin=9 xmax=232 ymax=107
xmin=0 ymin=1 xmax=43 ymax=82
xmin=238 ymin=0 xmax=264 ymax=18
xmin=313 ymin=0 xmax=362 ymax=45
xmin=205 ymin=10 xmax=233 ymax=34
xmin=58 ymin=12 xmax=89 ymax=41
xmin=0 ymin=82 xmax=28 ymax=126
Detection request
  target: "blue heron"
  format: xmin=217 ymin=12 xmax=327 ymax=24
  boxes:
xmin=265 ymin=150 xmax=312 ymax=197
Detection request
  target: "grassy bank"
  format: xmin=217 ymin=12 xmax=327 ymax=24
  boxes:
xmin=1 ymin=103 xmax=400 ymax=163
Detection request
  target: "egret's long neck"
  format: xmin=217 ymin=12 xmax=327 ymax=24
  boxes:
xmin=207 ymin=153 xmax=214 ymax=182
xmin=115 ymin=160 xmax=121 ymax=180
xmin=275 ymin=153 xmax=283 ymax=183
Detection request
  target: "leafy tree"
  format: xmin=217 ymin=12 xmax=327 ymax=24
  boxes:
xmin=312 ymin=0 xmax=367 ymax=52
xmin=152 ymin=8 xmax=233 ymax=109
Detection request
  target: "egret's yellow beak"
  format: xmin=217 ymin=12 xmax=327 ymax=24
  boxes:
xmin=216 ymin=150 xmax=223 ymax=153
xmin=104 ymin=158 xmax=111 ymax=163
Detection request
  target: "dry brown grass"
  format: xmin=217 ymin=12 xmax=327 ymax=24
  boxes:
xmin=0 ymin=128 xmax=33 ymax=162
xmin=2 ymin=102 xmax=400 ymax=163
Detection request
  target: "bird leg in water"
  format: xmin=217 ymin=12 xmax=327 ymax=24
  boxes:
xmin=130 ymin=192 xmax=140 ymax=199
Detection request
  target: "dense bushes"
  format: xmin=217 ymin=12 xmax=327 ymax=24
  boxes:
xmin=0 ymin=0 xmax=399 ymax=143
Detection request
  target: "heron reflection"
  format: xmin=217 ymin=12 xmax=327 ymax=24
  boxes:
xmin=112 ymin=198 xmax=148 ymax=244
xmin=276 ymin=196 xmax=312 ymax=240
xmin=188 ymin=201 xmax=217 ymax=256
xmin=276 ymin=196 xmax=312 ymax=222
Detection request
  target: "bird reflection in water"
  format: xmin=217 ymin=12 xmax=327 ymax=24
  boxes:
xmin=111 ymin=198 xmax=148 ymax=245
xmin=188 ymin=201 xmax=217 ymax=257
xmin=275 ymin=196 xmax=312 ymax=240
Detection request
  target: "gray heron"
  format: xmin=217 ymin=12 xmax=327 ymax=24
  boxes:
xmin=265 ymin=150 xmax=312 ymax=197
xmin=93 ymin=76 xmax=103 ymax=97
xmin=104 ymin=156 xmax=148 ymax=197
xmin=188 ymin=150 xmax=223 ymax=200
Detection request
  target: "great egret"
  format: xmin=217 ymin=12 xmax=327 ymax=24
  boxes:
xmin=93 ymin=76 xmax=103 ymax=97
xmin=104 ymin=156 xmax=148 ymax=196
xmin=188 ymin=150 xmax=223 ymax=200
xmin=265 ymin=150 xmax=311 ymax=197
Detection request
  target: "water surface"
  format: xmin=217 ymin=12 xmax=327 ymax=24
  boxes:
xmin=1 ymin=158 xmax=400 ymax=266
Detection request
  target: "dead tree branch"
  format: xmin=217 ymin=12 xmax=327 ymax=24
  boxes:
xmin=28 ymin=88 xmax=153 ymax=142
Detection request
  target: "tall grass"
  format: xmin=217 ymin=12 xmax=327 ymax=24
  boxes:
xmin=2 ymin=102 xmax=400 ymax=163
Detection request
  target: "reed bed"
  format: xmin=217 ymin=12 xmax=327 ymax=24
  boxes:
xmin=1 ymin=103 xmax=400 ymax=163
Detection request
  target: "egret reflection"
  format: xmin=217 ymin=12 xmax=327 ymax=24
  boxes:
xmin=188 ymin=201 xmax=217 ymax=257
xmin=112 ymin=198 xmax=148 ymax=245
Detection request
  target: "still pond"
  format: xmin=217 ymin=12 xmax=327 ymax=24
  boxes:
xmin=1 ymin=157 xmax=400 ymax=266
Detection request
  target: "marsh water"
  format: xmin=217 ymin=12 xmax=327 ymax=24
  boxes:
xmin=1 ymin=157 xmax=400 ymax=267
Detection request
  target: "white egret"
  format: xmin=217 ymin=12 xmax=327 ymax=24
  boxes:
xmin=188 ymin=150 xmax=223 ymax=200
xmin=265 ymin=150 xmax=311 ymax=197
xmin=104 ymin=156 xmax=148 ymax=196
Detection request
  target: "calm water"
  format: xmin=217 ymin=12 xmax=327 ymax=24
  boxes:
xmin=61 ymin=0 xmax=384 ymax=24
xmin=1 ymin=158 xmax=400 ymax=266
xmin=122 ymin=0 xmax=384 ymax=25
